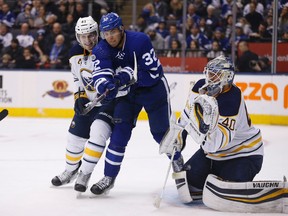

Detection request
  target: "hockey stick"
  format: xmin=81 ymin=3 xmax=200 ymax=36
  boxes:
xmin=81 ymin=52 xmax=138 ymax=115
xmin=0 ymin=109 xmax=8 ymax=121
xmin=153 ymin=146 xmax=177 ymax=208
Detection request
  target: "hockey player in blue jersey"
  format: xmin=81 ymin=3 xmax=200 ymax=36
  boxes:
xmin=89 ymin=12 xmax=183 ymax=195
xmin=51 ymin=16 xmax=116 ymax=193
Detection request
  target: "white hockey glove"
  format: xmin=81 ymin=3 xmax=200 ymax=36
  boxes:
xmin=182 ymin=94 xmax=219 ymax=145
xmin=159 ymin=114 xmax=184 ymax=155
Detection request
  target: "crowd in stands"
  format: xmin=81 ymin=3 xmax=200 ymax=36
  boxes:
xmin=0 ymin=0 xmax=288 ymax=71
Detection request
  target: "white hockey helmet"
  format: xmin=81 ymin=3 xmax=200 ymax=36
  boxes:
xmin=75 ymin=16 xmax=99 ymax=51
xmin=202 ymin=55 xmax=235 ymax=96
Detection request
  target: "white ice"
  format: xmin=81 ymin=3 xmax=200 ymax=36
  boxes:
xmin=0 ymin=117 xmax=287 ymax=216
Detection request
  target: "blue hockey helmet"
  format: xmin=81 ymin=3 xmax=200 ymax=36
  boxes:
xmin=99 ymin=12 xmax=123 ymax=32
xmin=202 ymin=55 xmax=235 ymax=96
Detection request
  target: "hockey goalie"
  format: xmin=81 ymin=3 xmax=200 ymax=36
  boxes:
xmin=159 ymin=55 xmax=288 ymax=213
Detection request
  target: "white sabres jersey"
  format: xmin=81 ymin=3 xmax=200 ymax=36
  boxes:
xmin=181 ymin=79 xmax=264 ymax=161
xmin=69 ymin=44 xmax=101 ymax=106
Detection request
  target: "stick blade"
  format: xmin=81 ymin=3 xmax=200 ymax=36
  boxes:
xmin=153 ymin=195 xmax=161 ymax=208
xmin=0 ymin=109 xmax=8 ymax=121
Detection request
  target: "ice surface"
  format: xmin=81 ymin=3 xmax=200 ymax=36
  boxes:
xmin=0 ymin=117 xmax=286 ymax=216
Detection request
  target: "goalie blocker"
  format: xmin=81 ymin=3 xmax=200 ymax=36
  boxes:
xmin=203 ymin=174 xmax=288 ymax=213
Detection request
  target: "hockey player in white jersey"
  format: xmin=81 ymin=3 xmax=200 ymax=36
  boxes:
xmin=160 ymin=55 xmax=264 ymax=204
xmin=51 ymin=16 xmax=115 ymax=193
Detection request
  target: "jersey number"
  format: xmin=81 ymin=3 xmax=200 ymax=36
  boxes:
xmin=222 ymin=118 xmax=236 ymax=131
xmin=142 ymin=48 xmax=157 ymax=66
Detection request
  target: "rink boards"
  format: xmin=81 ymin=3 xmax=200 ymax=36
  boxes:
xmin=0 ymin=71 xmax=287 ymax=125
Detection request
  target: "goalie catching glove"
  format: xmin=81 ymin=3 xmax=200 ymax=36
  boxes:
xmin=180 ymin=94 xmax=219 ymax=145
xmin=159 ymin=113 xmax=186 ymax=155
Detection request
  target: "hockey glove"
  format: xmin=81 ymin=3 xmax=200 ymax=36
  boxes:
xmin=98 ymin=80 xmax=118 ymax=104
xmin=74 ymin=91 xmax=90 ymax=115
xmin=114 ymin=66 xmax=134 ymax=87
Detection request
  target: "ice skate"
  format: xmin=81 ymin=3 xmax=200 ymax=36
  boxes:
xmin=51 ymin=162 xmax=81 ymax=186
xmin=90 ymin=176 xmax=115 ymax=195
xmin=74 ymin=171 xmax=91 ymax=192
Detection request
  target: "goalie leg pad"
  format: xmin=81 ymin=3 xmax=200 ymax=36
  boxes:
xmin=203 ymin=174 xmax=288 ymax=213
xmin=172 ymin=171 xmax=193 ymax=204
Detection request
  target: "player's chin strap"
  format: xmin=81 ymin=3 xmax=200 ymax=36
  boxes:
xmin=81 ymin=52 xmax=138 ymax=115
xmin=203 ymin=174 xmax=288 ymax=213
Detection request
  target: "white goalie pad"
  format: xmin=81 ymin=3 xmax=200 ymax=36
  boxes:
xmin=203 ymin=174 xmax=288 ymax=213
xmin=159 ymin=113 xmax=184 ymax=155
xmin=172 ymin=171 xmax=193 ymax=203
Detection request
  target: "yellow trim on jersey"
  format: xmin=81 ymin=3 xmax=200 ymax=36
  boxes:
xmin=209 ymin=136 xmax=262 ymax=158
xmin=218 ymin=124 xmax=229 ymax=148
xmin=84 ymin=148 xmax=103 ymax=158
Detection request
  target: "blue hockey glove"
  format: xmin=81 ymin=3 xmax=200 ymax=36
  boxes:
xmin=74 ymin=91 xmax=90 ymax=115
xmin=98 ymin=80 xmax=118 ymax=104
xmin=114 ymin=66 xmax=134 ymax=87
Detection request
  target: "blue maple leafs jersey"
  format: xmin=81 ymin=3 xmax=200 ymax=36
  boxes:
xmin=91 ymin=30 xmax=164 ymax=89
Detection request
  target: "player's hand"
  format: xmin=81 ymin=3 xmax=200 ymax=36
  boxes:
xmin=98 ymin=80 xmax=118 ymax=104
xmin=74 ymin=95 xmax=90 ymax=115
xmin=114 ymin=66 xmax=134 ymax=86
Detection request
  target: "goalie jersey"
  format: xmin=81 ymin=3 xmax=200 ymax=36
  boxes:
xmin=180 ymin=79 xmax=264 ymax=160
xmin=69 ymin=44 xmax=101 ymax=105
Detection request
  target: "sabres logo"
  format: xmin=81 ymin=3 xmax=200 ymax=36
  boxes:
xmin=80 ymin=69 xmax=95 ymax=92
xmin=42 ymin=80 xmax=73 ymax=99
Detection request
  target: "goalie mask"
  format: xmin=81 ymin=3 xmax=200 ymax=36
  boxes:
xmin=201 ymin=55 xmax=235 ymax=96
xmin=75 ymin=16 xmax=99 ymax=52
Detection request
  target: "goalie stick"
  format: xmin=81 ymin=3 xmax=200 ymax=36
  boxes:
xmin=153 ymin=146 xmax=177 ymax=208
xmin=0 ymin=109 xmax=8 ymax=121
xmin=81 ymin=52 xmax=138 ymax=115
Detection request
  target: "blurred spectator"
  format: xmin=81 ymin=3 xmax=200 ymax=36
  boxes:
xmin=141 ymin=2 xmax=160 ymax=27
xmin=206 ymin=40 xmax=225 ymax=59
xmin=44 ymin=22 xmax=70 ymax=54
xmin=1 ymin=38 xmax=23 ymax=64
xmin=156 ymin=20 xmax=169 ymax=39
xmin=243 ymin=0 xmax=264 ymax=16
xmin=73 ymin=2 xmax=88 ymax=22
xmin=15 ymin=2 xmax=34 ymax=28
xmin=48 ymin=34 xmax=69 ymax=69
xmin=186 ymin=23 xmax=211 ymax=51
xmin=249 ymin=56 xmax=271 ymax=73
xmin=43 ymin=14 xmax=58 ymax=36
xmin=16 ymin=22 xmax=34 ymax=48
xmin=42 ymin=0 xmax=60 ymax=18
xmin=61 ymin=14 xmax=76 ymax=46
xmin=152 ymin=0 xmax=169 ymax=21
xmin=186 ymin=39 xmax=203 ymax=57
xmin=0 ymin=3 xmax=16 ymax=27
xmin=0 ymin=22 xmax=12 ymax=48
xmin=0 ymin=53 xmax=14 ymax=69
xmin=187 ymin=3 xmax=200 ymax=25
xmin=33 ymin=5 xmax=47 ymax=29
xmin=236 ymin=40 xmax=259 ymax=72
xmin=279 ymin=27 xmax=288 ymax=42
xmin=56 ymin=2 xmax=68 ymax=24
xmin=31 ymin=0 xmax=42 ymax=17
xmin=15 ymin=47 xmax=36 ymax=69
xmin=194 ymin=0 xmax=208 ymax=17
xmin=166 ymin=39 xmax=181 ymax=57
xmin=205 ymin=4 xmax=219 ymax=33
xmin=212 ymin=27 xmax=230 ymax=52
xmin=244 ymin=2 xmax=263 ymax=33
xmin=146 ymin=27 xmax=164 ymax=54
xmin=223 ymin=14 xmax=233 ymax=39
xmin=279 ymin=4 xmax=288 ymax=36
xmin=164 ymin=24 xmax=184 ymax=49
xmin=238 ymin=17 xmax=253 ymax=35
xmin=235 ymin=22 xmax=249 ymax=46
xmin=249 ymin=21 xmax=272 ymax=41
xmin=167 ymin=0 xmax=183 ymax=24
